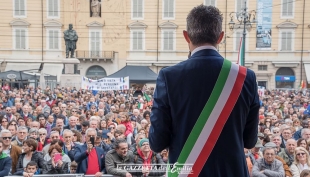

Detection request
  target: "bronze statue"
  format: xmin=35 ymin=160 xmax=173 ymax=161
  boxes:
xmin=91 ymin=0 xmax=101 ymax=17
xmin=64 ymin=24 xmax=78 ymax=58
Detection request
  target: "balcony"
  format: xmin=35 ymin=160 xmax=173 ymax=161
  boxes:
xmin=76 ymin=51 xmax=114 ymax=62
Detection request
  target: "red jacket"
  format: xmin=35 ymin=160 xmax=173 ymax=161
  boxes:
xmin=120 ymin=121 xmax=133 ymax=137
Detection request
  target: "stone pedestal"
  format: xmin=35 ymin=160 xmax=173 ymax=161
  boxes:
xmin=65 ymin=64 xmax=75 ymax=74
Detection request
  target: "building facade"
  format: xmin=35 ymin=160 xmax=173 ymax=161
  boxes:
xmin=0 ymin=0 xmax=309 ymax=89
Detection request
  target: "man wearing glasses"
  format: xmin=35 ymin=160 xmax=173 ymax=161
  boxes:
xmin=0 ymin=130 xmax=21 ymax=175
xmin=4 ymin=107 xmax=14 ymax=122
xmin=64 ymin=116 xmax=81 ymax=131
xmin=252 ymin=146 xmax=285 ymax=177
xmin=11 ymin=126 xmax=28 ymax=148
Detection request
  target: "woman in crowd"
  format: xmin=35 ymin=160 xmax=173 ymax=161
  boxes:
xmin=297 ymin=138 xmax=309 ymax=151
xmin=28 ymin=128 xmax=38 ymax=140
xmin=143 ymin=111 xmax=151 ymax=123
xmin=15 ymin=139 xmax=45 ymax=175
xmin=132 ymin=138 xmax=165 ymax=177
xmin=300 ymin=169 xmax=310 ymax=177
xmin=85 ymin=110 xmax=93 ymax=120
xmin=37 ymin=128 xmax=48 ymax=151
xmin=140 ymin=119 xmax=148 ymax=129
xmin=98 ymin=119 xmax=108 ymax=134
xmin=290 ymin=147 xmax=310 ymax=177
xmin=0 ymin=117 xmax=8 ymax=130
xmin=293 ymin=118 xmax=302 ymax=132
xmin=42 ymin=144 xmax=69 ymax=174
xmin=71 ymin=129 xmax=83 ymax=145
xmin=119 ymin=112 xmax=133 ymax=145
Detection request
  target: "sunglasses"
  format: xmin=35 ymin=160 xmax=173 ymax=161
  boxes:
xmin=273 ymin=131 xmax=279 ymax=134
xmin=39 ymin=134 xmax=46 ymax=136
xmin=11 ymin=123 xmax=17 ymax=126
xmin=297 ymin=153 xmax=306 ymax=156
xmin=72 ymin=111 xmax=77 ymax=112
xmin=2 ymin=137 xmax=11 ymax=140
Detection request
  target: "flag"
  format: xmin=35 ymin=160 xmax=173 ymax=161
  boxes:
xmin=237 ymin=37 xmax=245 ymax=66
xmin=300 ymin=80 xmax=306 ymax=89
xmin=144 ymin=92 xmax=150 ymax=102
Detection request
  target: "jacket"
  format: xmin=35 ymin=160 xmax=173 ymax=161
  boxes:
xmin=275 ymin=156 xmax=292 ymax=177
xmin=42 ymin=159 xmax=69 ymax=174
xmin=64 ymin=125 xmax=81 ymax=131
xmin=14 ymin=151 xmax=45 ymax=175
xmin=252 ymin=158 xmax=285 ymax=177
xmin=105 ymin=149 xmax=134 ymax=177
xmin=278 ymin=150 xmax=294 ymax=167
xmin=74 ymin=143 xmax=105 ymax=174
xmin=0 ymin=153 xmax=12 ymax=177
xmin=132 ymin=151 xmax=165 ymax=177
xmin=9 ymin=145 xmax=22 ymax=174
xmin=149 ymin=49 xmax=260 ymax=177
xmin=120 ymin=121 xmax=133 ymax=137
xmin=290 ymin=163 xmax=310 ymax=177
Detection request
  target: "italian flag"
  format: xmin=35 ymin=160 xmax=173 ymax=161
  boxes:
xmin=300 ymin=80 xmax=306 ymax=89
xmin=237 ymin=37 xmax=245 ymax=66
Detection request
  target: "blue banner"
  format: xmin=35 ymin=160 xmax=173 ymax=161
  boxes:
xmin=275 ymin=76 xmax=295 ymax=82
xmin=256 ymin=0 xmax=272 ymax=49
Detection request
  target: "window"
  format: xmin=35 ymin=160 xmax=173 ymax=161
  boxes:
xmin=132 ymin=0 xmax=143 ymax=19
xmin=47 ymin=0 xmax=59 ymax=18
xmin=48 ymin=30 xmax=59 ymax=49
xmin=90 ymin=31 xmax=101 ymax=57
xmin=282 ymin=0 xmax=293 ymax=17
xmin=14 ymin=0 xmax=26 ymax=17
xmin=163 ymin=0 xmax=174 ymax=19
xmin=236 ymin=0 xmax=246 ymax=12
xmin=258 ymin=65 xmax=267 ymax=71
xmin=257 ymin=81 xmax=267 ymax=88
xmin=14 ymin=29 xmax=26 ymax=49
xmin=204 ymin=0 xmax=216 ymax=6
xmin=162 ymin=30 xmax=174 ymax=51
xmin=281 ymin=31 xmax=293 ymax=51
xmin=131 ymin=30 xmax=144 ymax=50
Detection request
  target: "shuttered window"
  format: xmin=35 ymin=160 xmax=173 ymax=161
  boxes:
xmin=281 ymin=31 xmax=292 ymax=51
xmin=90 ymin=31 xmax=101 ymax=57
xmin=14 ymin=0 xmax=26 ymax=16
xmin=236 ymin=0 xmax=246 ymax=12
xmin=163 ymin=30 xmax=174 ymax=51
xmin=48 ymin=30 xmax=59 ymax=49
xmin=132 ymin=31 xmax=143 ymax=50
xmin=15 ymin=29 xmax=26 ymax=49
xmin=282 ymin=0 xmax=293 ymax=17
xmin=235 ymin=31 xmax=242 ymax=51
xmin=204 ymin=0 xmax=216 ymax=6
xmin=48 ymin=0 xmax=59 ymax=17
xmin=132 ymin=0 xmax=143 ymax=18
xmin=163 ymin=0 xmax=174 ymax=18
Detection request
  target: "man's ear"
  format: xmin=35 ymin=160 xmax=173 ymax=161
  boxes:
xmin=216 ymin=31 xmax=225 ymax=44
xmin=183 ymin=30 xmax=191 ymax=44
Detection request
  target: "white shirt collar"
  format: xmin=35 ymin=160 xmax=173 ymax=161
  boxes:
xmin=191 ymin=45 xmax=218 ymax=57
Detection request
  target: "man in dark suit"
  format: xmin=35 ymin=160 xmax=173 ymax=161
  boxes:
xmin=74 ymin=128 xmax=105 ymax=176
xmin=63 ymin=116 xmax=81 ymax=131
xmin=149 ymin=5 xmax=260 ymax=177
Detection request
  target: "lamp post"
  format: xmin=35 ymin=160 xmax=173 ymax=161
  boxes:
xmin=229 ymin=1 xmax=256 ymax=66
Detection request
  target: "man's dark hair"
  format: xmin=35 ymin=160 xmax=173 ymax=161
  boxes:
xmin=113 ymin=138 xmax=127 ymax=149
xmin=37 ymin=114 xmax=46 ymax=119
xmin=50 ymin=139 xmax=64 ymax=147
xmin=114 ymin=129 xmax=123 ymax=135
xmin=81 ymin=121 xmax=89 ymax=127
xmin=26 ymin=161 xmax=37 ymax=169
xmin=186 ymin=5 xmax=223 ymax=46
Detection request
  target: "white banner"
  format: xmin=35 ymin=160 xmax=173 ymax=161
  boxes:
xmin=81 ymin=76 xmax=130 ymax=91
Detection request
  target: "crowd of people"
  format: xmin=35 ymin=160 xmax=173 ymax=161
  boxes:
xmin=0 ymin=84 xmax=169 ymax=177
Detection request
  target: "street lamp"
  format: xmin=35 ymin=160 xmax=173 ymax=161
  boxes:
xmin=229 ymin=1 xmax=256 ymax=66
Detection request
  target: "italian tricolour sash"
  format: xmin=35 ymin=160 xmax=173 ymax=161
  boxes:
xmin=168 ymin=59 xmax=247 ymax=177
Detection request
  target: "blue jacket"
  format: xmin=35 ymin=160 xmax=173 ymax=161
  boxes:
xmin=149 ymin=49 xmax=260 ymax=177
xmin=0 ymin=156 xmax=12 ymax=177
xmin=74 ymin=144 xmax=105 ymax=174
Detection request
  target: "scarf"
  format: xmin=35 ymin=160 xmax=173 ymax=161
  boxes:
xmin=137 ymin=148 xmax=153 ymax=168
xmin=285 ymin=149 xmax=294 ymax=166
xmin=0 ymin=152 xmax=8 ymax=159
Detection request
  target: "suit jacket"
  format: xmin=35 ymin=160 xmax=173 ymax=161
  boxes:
xmin=64 ymin=125 xmax=81 ymax=131
xmin=74 ymin=143 xmax=105 ymax=174
xmin=149 ymin=49 xmax=260 ymax=177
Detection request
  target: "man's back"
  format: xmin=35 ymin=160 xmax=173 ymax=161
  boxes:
xmin=149 ymin=49 xmax=260 ymax=176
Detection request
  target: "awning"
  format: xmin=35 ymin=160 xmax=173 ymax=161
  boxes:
xmin=0 ymin=70 xmax=56 ymax=80
xmin=304 ymin=64 xmax=310 ymax=83
xmin=106 ymin=65 xmax=158 ymax=83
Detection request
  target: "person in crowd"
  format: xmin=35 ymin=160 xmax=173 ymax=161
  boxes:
xmin=293 ymin=120 xmax=309 ymax=140
xmin=132 ymin=138 xmax=165 ymax=177
xmin=278 ymin=139 xmax=297 ymax=167
xmin=14 ymin=139 xmax=44 ymax=175
xmin=105 ymin=138 xmax=134 ymax=177
xmin=129 ymin=132 xmax=146 ymax=153
xmin=41 ymin=100 xmax=51 ymax=117
xmin=80 ymin=121 xmax=89 ymax=143
xmin=0 ymin=129 xmax=21 ymax=174
xmin=297 ymin=138 xmax=309 ymax=151
xmin=74 ymin=128 xmax=105 ymax=176
xmin=70 ymin=161 xmax=77 ymax=174
xmin=20 ymin=105 xmax=33 ymax=121
xmin=71 ymin=129 xmax=83 ymax=145
xmin=42 ymin=131 xmax=60 ymax=156
xmin=280 ymin=127 xmax=293 ymax=148
xmin=302 ymin=129 xmax=310 ymax=142
xmin=0 ymin=117 xmax=8 ymax=131
xmin=0 ymin=139 xmax=12 ymax=176
xmin=98 ymin=119 xmax=107 ymax=134
xmin=244 ymin=148 xmax=253 ymax=176
xmin=252 ymin=147 xmax=285 ymax=177
xmin=64 ymin=116 xmax=81 ymax=131
xmin=28 ymin=128 xmax=38 ymax=140
xmin=119 ymin=112 xmax=133 ymax=145
xmin=11 ymin=126 xmax=28 ymax=148
xmin=55 ymin=116 xmax=65 ymax=136
xmin=300 ymin=169 xmax=310 ymax=177
xmin=290 ymin=147 xmax=310 ymax=177
xmin=23 ymin=161 xmax=38 ymax=177
xmin=37 ymin=128 xmax=48 ymax=152
xmin=62 ymin=129 xmax=76 ymax=161
xmin=42 ymin=144 xmax=69 ymax=174
xmin=30 ymin=121 xmax=40 ymax=130
xmin=271 ymin=134 xmax=284 ymax=154
xmin=251 ymin=138 xmax=264 ymax=160
xmin=8 ymin=123 xmax=17 ymax=141
xmin=43 ymin=139 xmax=71 ymax=166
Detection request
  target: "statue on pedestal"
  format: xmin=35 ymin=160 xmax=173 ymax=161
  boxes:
xmin=64 ymin=24 xmax=78 ymax=58
xmin=91 ymin=0 xmax=101 ymax=17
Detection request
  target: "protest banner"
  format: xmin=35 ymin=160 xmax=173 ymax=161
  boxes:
xmin=81 ymin=76 xmax=129 ymax=91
